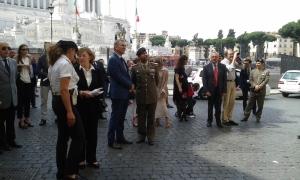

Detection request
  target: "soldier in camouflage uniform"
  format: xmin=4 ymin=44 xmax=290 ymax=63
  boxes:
xmin=241 ymin=59 xmax=270 ymax=123
xmin=131 ymin=48 xmax=159 ymax=145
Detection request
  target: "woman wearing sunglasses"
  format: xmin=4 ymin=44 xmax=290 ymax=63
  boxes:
xmin=14 ymin=44 xmax=34 ymax=129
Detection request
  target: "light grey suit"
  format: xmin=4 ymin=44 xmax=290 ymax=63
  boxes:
xmin=0 ymin=57 xmax=18 ymax=144
xmin=0 ymin=57 xmax=18 ymax=108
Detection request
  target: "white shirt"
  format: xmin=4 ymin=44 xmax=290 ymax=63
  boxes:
xmin=48 ymin=55 xmax=79 ymax=93
xmin=19 ymin=57 xmax=31 ymax=83
xmin=221 ymin=58 xmax=243 ymax=81
xmin=79 ymin=65 xmax=95 ymax=87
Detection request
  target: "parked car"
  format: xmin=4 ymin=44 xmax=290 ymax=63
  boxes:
xmin=278 ymin=70 xmax=300 ymax=97
xmin=188 ymin=68 xmax=271 ymax=100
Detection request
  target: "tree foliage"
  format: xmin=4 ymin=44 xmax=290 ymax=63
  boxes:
xmin=217 ymin=30 xmax=223 ymax=39
xmin=227 ymin=29 xmax=235 ymax=38
xmin=236 ymin=32 xmax=251 ymax=58
xmin=223 ymin=37 xmax=236 ymax=50
xmin=248 ymin=31 xmax=276 ymax=59
xmin=278 ymin=20 xmax=300 ymax=43
xmin=170 ymin=39 xmax=178 ymax=48
xmin=176 ymin=39 xmax=188 ymax=47
xmin=150 ymin=36 xmax=165 ymax=46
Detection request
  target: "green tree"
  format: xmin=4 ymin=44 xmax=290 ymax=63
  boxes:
xmin=170 ymin=39 xmax=178 ymax=48
xmin=227 ymin=29 xmax=235 ymax=38
xmin=236 ymin=32 xmax=251 ymax=58
xmin=176 ymin=39 xmax=188 ymax=47
xmin=197 ymin=38 xmax=204 ymax=47
xmin=223 ymin=37 xmax=236 ymax=50
xmin=248 ymin=31 xmax=277 ymax=59
xmin=217 ymin=30 xmax=223 ymax=39
xmin=150 ymin=36 xmax=165 ymax=46
xmin=278 ymin=20 xmax=300 ymax=56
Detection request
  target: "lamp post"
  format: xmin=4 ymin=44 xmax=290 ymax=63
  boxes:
xmin=47 ymin=4 xmax=54 ymax=43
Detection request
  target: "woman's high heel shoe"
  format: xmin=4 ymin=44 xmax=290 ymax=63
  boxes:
xmin=19 ymin=122 xmax=28 ymax=129
xmin=24 ymin=121 xmax=34 ymax=127
xmin=165 ymin=119 xmax=170 ymax=128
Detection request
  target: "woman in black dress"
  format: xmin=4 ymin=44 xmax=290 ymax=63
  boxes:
xmin=75 ymin=47 xmax=103 ymax=169
xmin=173 ymin=55 xmax=189 ymax=122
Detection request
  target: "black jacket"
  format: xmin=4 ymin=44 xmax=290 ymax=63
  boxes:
xmin=37 ymin=54 xmax=50 ymax=86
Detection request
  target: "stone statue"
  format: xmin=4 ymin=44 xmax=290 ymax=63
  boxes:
xmin=192 ymin=33 xmax=198 ymax=46
xmin=116 ymin=23 xmax=126 ymax=41
xmin=22 ymin=17 xmax=30 ymax=25
xmin=13 ymin=17 xmax=21 ymax=31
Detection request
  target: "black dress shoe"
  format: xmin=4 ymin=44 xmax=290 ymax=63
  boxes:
xmin=222 ymin=122 xmax=231 ymax=126
xmin=7 ymin=141 xmax=22 ymax=148
xmin=39 ymin=119 xmax=46 ymax=126
xmin=136 ymin=139 xmax=145 ymax=144
xmin=206 ymin=123 xmax=212 ymax=127
xmin=64 ymin=175 xmax=87 ymax=180
xmin=298 ymin=135 xmax=300 ymax=139
xmin=229 ymin=121 xmax=239 ymax=126
xmin=148 ymin=141 xmax=154 ymax=146
xmin=88 ymin=162 xmax=100 ymax=169
xmin=108 ymin=143 xmax=122 ymax=149
xmin=117 ymin=139 xmax=133 ymax=144
xmin=217 ymin=124 xmax=224 ymax=128
xmin=0 ymin=144 xmax=12 ymax=151
xmin=241 ymin=119 xmax=248 ymax=122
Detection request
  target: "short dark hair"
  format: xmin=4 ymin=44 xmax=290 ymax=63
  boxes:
xmin=244 ymin=59 xmax=252 ymax=64
xmin=192 ymin=83 xmax=200 ymax=89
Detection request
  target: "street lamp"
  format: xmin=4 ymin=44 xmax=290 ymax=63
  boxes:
xmin=47 ymin=4 xmax=54 ymax=42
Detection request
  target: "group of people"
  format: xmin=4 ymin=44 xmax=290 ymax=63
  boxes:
xmin=202 ymin=50 xmax=270 ymax=128
xmin=0 ymin=38 xmax=271 ymax=179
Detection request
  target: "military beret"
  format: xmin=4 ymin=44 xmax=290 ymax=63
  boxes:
xmin=136 ymin=47 xmax=146 ymax=56
xmin=256 ymin=59 xmax=264 ymax=63
xmin=57 ymin=40 xmax=78 ymax=52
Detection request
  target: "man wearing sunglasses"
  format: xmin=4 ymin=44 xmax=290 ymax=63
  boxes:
xmin=0 ymin=42 xmax=22 ymax=154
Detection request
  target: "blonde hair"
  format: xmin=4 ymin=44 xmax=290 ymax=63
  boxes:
xmin=154 ymin=57 xmax=163 ymax=68
xmin=78 ymin=47 xmax=95 ymax=64
xmin=46 ymin=43 xmax=63 ymax=66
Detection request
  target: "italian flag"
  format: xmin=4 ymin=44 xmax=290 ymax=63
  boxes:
xmin=135 ymin=8 xmax=139 ymax=22
xmin=73 ymin=0 xmax=79 ymax=17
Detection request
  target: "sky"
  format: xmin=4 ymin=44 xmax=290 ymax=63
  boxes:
xmin=101 ymin=0 xmax=299 ymax=41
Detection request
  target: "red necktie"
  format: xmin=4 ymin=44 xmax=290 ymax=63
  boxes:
xmin=214 ymin=64 xmax=218 ymax=87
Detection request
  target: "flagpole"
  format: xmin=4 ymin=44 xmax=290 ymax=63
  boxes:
xmin=135 ymin=0 xmax=138 ymax=50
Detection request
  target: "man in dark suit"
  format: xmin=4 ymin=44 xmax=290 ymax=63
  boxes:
xmin=107 ymin=40 xmax=134 ymax=149
xmin=131 ymin=48 xmax=159 ymax=145
xmin=37 ymin=42 xmax=51 ymax=126
xmin=240 ymin=59 xmax=256 ymax=113
xmin=0 ymin=41 xmax=22 ymax=153
xmin=203 ymin=52 xmax=227 ymax=128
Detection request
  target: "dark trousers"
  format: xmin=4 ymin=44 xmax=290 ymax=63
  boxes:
xmin=52 ymin=96 xmax=85 ymax=176
xmin=30 ymin=77 xmax=37 ymax=106
xmin=0 ymin=104 xmax=16 ymax=144
xmin=137 ymin=103 xmax=156 ymax=142
xmin=16 ymin=80 xmax=31 ymax=119
xmin=107 ymin=99 xmax=128 ymax=145
xmin=77 ymin=101 xmax=99 ymax=164
xmin=177 ymin=96 xmax=187 ymax=118
xmin=186 ymin=97 xmax=196 ymax=114
xmin=207 ymin=87 xmax=222 ymax=125
xmin=242 ymin=89 xmax=256 ymax=112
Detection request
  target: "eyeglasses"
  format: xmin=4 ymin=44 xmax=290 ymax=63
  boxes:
xmin=1 ymin=46 xmax=12 ymax=51
xmin=21 ymin=48 xmax=29 ymax=51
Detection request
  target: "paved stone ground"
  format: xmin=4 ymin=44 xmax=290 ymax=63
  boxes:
xmin=0 ymin=92 xmax=299 ymax=180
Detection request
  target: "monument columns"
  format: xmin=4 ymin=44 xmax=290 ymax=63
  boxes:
xmin=97 ymin=0 xmax=102 ymax=15
xmin=24 ymin=0 xmax=27 ymax=7
xmin=92 ymin=0 xmax=95 ymax=12
xmin=87 ymin=0 xmax=91 ymax=12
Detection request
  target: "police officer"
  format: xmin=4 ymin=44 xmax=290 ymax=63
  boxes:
xmin=241 ymin=59 xmax=270 ymax=123
xmin=48 ymin=39 xmax=85 ymax=180
xmin=131 ymin=48 xmax=159 ymax=145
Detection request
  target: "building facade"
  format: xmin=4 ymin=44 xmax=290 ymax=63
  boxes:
xmin=0 ymin=0 xmax=131 ymax=61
